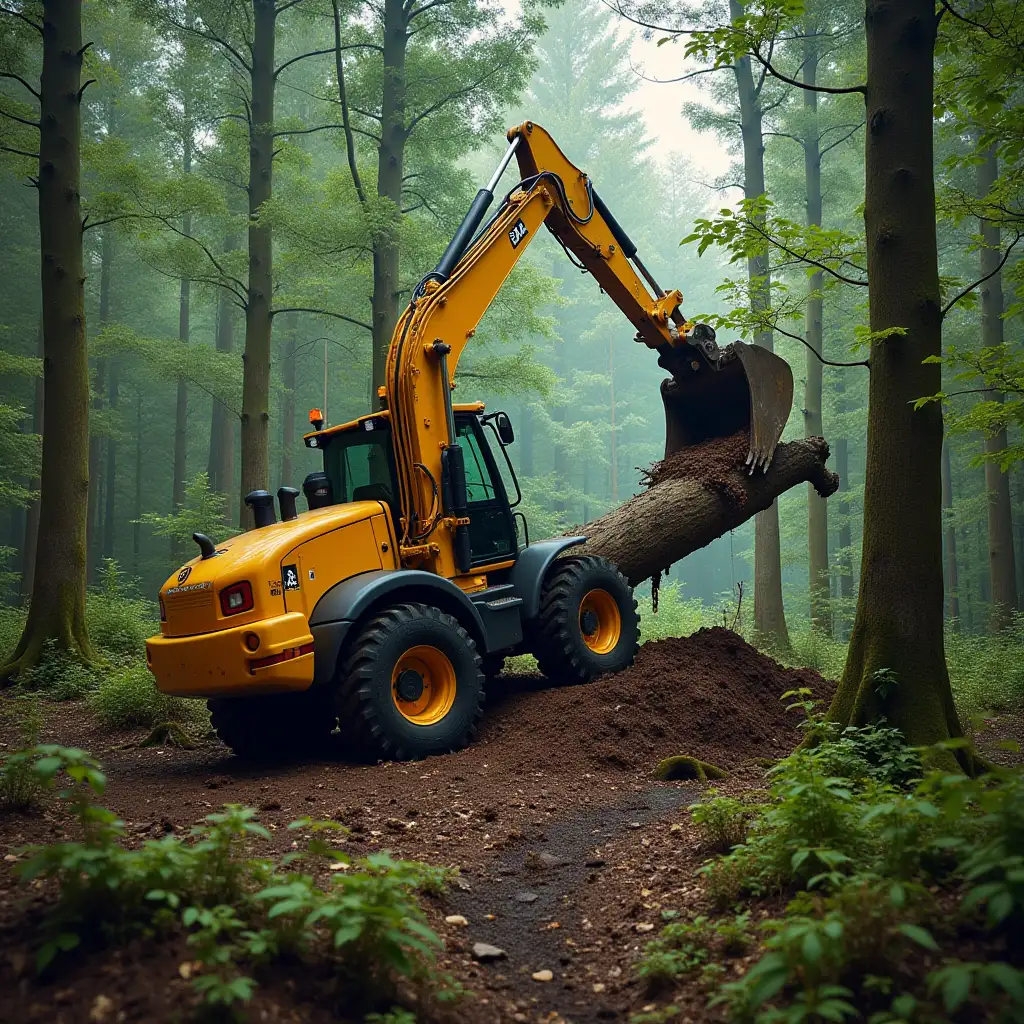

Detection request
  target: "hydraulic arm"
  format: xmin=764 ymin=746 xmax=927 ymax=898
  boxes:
xmin=383 ymin=120 xmax=793 ymax=579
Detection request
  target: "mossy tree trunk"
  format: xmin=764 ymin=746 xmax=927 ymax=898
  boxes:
xmin=2 ymin=0 xmax=96 ymax=683
xmin=829 ymin=0 xmax=970 ymax=771
xmin=208 ymin=233 xmax=237 ymax=509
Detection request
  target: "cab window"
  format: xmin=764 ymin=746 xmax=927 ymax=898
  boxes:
xmin=323 ymin=424 xmax=397 ymax=509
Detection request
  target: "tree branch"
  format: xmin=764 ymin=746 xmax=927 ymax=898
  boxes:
xmin=819 ymin=121 xmax=863 ymax=157
xmin=751 ymin=45 xmax=866 ymax=95
xmin=334 ymin=0 xmax=367 ymax=206
xmin=0 ymin=142 xmax=38 ymax=160
xmin=941 ymin=233 xmax=1023 ymax=318
xmin=744 ymin=218 xmax=869 ymax=287
xmin=772 ymin=324 xmax=870 ymax=369
xmin=271 ymin=306 xmax=373 ymax=331
xmin=0 ymin=107 xmax=39 ymax=129
xmin=271 ymin=123 xmax=344 ymax=139
xmin=274 ymin=47 xmax=335 ymax=79
xmin=0 ymin=71 xmax=39 ymax=100
xmin=0 ymin=5 xmax=43 ymax=34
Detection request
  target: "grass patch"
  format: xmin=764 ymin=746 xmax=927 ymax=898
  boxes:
xmin=86 ymin=663 xmax=207 ymax=730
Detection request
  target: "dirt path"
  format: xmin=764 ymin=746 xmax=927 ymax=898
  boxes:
xmin=0 ymin=629 xmax=833 ymax=1023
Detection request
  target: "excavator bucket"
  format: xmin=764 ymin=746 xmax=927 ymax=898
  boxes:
xmin=659 ymin=340 xmax=794 ymax=473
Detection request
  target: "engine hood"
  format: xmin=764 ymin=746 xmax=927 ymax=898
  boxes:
xmin=158 ymin=501 xmax=387 ymax=637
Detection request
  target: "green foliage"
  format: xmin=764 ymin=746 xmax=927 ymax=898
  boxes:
xmin=690 ymin=790 xmax=758 ymax=852
xmin=16 ymin=640 xmax=99 ymax=700
xmin=0 ymin=701 xmax=44 ymax=811
xmin=86 ymin=560 xmax=158 ymax=664
xmin=10 ymin=747 xmax=451 ymax=1012
xmin=659 ymin=692 xmax=1024 ymax=1021
xmin=86 ymin=663 xmax=206 ymax=730
xmin=137 ymin=472 xmax=235 ymax=547
xmin=0 ymin=604 xmax=25 ymax=662
xmin=637 ymin=914 xmax=752 ymax=989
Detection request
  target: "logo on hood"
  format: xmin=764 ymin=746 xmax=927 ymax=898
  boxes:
xmin=177 ymin=566 xmax=192 ymax=584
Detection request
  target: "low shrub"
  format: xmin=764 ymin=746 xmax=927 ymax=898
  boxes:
xmin=689 ymin=790 xmax=757 ymax=852
xmin=86 ymin=560 xmax=158 ymax=665
xmin=86 ymin=663 xmax=207 ymax=730
xmin=16 ymin=640 xmax=99 ymax=700
xmin=0 ymin=604 xmax=25 ymax=662
xmin=9 ymin=745 xmax=457 ymax=1016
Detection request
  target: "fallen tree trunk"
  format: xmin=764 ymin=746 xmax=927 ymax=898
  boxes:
xmin=572 ymin=433 xmax=839 ymax=587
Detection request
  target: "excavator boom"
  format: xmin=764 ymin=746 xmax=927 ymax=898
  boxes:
xmin=383 ymin=121 xmax=793 ymax=577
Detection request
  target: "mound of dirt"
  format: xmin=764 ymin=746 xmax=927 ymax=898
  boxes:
xmin=482 ymin=627 xmax=831 ymax=773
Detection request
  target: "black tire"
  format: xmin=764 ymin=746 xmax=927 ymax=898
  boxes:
xmin=335 ymin=603 xmax=484 ymax=762
xmin=532 ymin=555 xmax=639 ymax=686
xmin=208 ymin=689 xmax=336 ymax=761
xmin=481 ymin=654 xmax=506 ymax=681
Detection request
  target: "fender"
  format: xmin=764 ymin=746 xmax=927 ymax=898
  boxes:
xmin=309 ymin=569 xmax=488 ymax=683
xmin=509 ymin=536 xmax=587 ymax=622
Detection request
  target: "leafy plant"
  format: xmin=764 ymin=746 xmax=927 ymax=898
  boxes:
xmin=86 ymin=663 xmax=206 ymax=729
xmin=15 ymin=639 xmax=98 ymax=700
xmin=690 ymin=790 xmax=757 ymax=852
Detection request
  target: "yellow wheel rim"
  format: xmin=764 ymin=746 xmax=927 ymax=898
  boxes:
xmin=391 ymin=645 xmax=457 ymax=726
xmin=579 ymin=589 xmax=622 ymax=655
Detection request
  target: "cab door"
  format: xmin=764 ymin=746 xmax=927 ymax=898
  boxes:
xmin=455 ymin=416 xmax=517 ymax=566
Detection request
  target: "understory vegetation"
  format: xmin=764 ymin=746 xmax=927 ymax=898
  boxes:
xmin=0 ymin=745 xmax=456 ymax=1020
xmin=634 ymin=691 xmax=1024 ymax=1023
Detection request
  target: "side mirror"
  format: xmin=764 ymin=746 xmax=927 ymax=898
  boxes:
xmin=495 ymin=411 xmax=515 ymax=445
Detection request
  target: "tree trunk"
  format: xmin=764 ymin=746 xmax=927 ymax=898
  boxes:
xmin=830 ymin=0 xmax=968 ymax=770
xmin=86 ymin=231 xmax=111 ymax=584
xmin=172 ymin=138 xmax=192 ymax=559
xmin=280 ymin=318 xmax=297 ymax=489
xmin=103 ymin=354 xmax=118 ymax=561
xmin=519 ymin=401 xmax=534 ymax=476
xmin=941 ymin=440 xmax=960 ymax=626
xmin=834 ymin=373 xmax=854 ymax=637
xmin=803 ymin=34 xmax=830 ymax=634
xmin=20 ymin=321 xmax=44 ymax=604
xmin=3 ymin=0 xmax=96 ymax=681
xmin=731 ymin=0 xmax=789 ymax=649
xmin=133 ymin=391 xmax=142 ymax=576
xmin=370 ymin=0 xmax=409 ymax=396
xmin=977 ymin=147 xmax=1017 ymax=629
xmin=239 ymin=0 xmax=277 ymax=527
xmin=208 ymin=234 xmax=237 ymax=502
xmin=574 ymin=437 xmax=838 ymax=587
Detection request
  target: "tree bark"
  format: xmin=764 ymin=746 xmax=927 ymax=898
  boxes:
xmin=86 ymin=229 xmax=112 ymax=583
xmin=208 ymin=233 xmax=236 ymax=503
xmin=239 ymin=0 xmax=277 ymax=527
xmin=941 ymin=440 xmax=960 ymax=626
xmin=834 ymin=373 xmax=854 ymax=638
xmin=977 ymin=147 xmax=1017 ymax=629
xmin=830 ymin=0 xmax=968 ymax=771
xmin=370 ymin=0 xmax=408 ymax=396
xmin=20 ymin=321 xmax=44 ymax=604
xmin=803 ymin=34 xmax=830 ymax=635
xmin=731 ymin=0 xmax=789 ymax=648
xmin=3 ymin=0 xmax=96 ymax=681
xmin=279 ymin=316 xmax=297 ymax=489
xmin=103 ymin=354 xmax=118 ymax=561
xmin=575 ymin=437 xmax=838 ymax=587
xmin=172 ymin=138 xmax=192 ymax=560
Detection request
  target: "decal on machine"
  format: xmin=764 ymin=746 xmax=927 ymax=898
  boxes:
xmin=165 ymin=580 xmax=211 ymax=596
xmin=177 ymin=566 xmax=192 ymax=583
xmin=283 ymin=564 xmax=301 ymax=591
xmin=509 ymin=219 xmax=528 ymax=248
xmin=269 ymin=580 xmax=282 ymax=597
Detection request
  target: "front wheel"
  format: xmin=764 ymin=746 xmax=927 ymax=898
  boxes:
xmin=532 ymin=555 xmax=639 ymax=686
xmin=335 ymin=603 xmax=485 ymax=761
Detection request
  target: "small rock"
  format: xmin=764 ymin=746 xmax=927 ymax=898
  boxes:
xmin=635 ymin=923 xmax=655 ymax=933
xmin=593 ymin=982 xmax=606 ymax=993
xmin=259 ymin=799 xmax=281 ymax=812
xmin=628 ymin=822 xmax=642 ymax=829
xmin=515 ymin=891 xmax=539 ymax=903
xmin=472 ymin=942 xmax=507 ymax=963
xmin=526 ymin=851 xmax=568 ymax=870
xmin=585 ymin=858 xmax=606 ymax=868
xmin=445 ymin=914 xmax=468 ymax=926
xmin=532 ymin=969 xmax=554 ymax=982
xmin=670 ymin=823 xmax=684 ymax=832
xmin=3 ymin=854 xmax=17 ymax=863
xmin=89 ymin=995 xmax=114 ymax=1022
xmin=328 ymin=861 xmax=349 ymax=871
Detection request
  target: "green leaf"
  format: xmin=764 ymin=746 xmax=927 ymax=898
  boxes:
xmin=897 ymin=923 xmax=938 ymax=951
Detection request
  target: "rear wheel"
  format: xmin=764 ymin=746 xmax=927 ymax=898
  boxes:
xmin=208 ymin=689 xmax=336 ymax=761
xmin=532 ymin=555 xmax=638 ymax=686
xmin=336 ymin=603 xmax=484 ymax=761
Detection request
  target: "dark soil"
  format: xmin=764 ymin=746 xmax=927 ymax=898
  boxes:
xmin=642 ymin=431 xmax=751 ymax=505
xmin=3 ymin=628 xmax=1008 ymax=1024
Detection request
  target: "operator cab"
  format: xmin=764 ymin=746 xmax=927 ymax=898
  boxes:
xmin=304 ymin=406 xmax=523 ymax=568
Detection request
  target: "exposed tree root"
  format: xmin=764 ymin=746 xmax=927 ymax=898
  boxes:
xmin=653 ymin=755 xmax=728 ymax=782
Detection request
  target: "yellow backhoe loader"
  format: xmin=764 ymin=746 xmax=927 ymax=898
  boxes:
xmin=146 ymin=121 xmax=793 ymax=761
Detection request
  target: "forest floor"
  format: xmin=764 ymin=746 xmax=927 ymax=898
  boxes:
xmin=0 ymin=628 xmax=1020 ymax=1024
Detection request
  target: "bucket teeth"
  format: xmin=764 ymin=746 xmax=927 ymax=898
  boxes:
xmin=660 ymin=341 xmax=793 ymax=471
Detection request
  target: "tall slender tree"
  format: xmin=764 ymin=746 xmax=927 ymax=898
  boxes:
xmin=1 ymin=0 xmax=97 ymax=681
